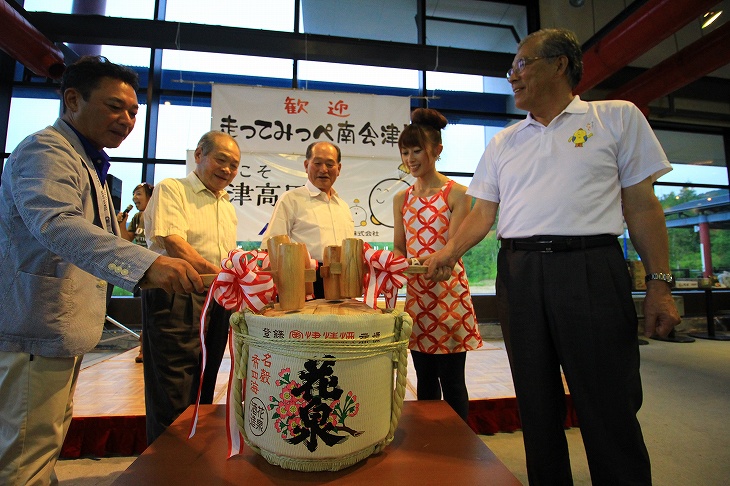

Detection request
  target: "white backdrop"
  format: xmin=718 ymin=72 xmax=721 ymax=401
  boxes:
xmin=197 ymin=85 xmax=414 ymax=242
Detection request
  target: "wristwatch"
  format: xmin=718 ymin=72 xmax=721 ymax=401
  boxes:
xmin=644 ymin=272 xmax=674 ymax=287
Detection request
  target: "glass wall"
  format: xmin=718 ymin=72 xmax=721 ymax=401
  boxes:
xmin=165 ymin=0 xmax=295 ymax=31
xmin=653 ymin=130 xmax=729 ymax=281
xmin=6 ymin=97 xmax=60 ymax=153
xmin=161 ymin=51 xmax=293 ymax=78
xmin=5 ymin=1 xmax=729 ymax=295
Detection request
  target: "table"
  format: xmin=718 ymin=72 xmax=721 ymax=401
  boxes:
xmin=112 ymin=402 xmax=521 ymax=485
xmin=687 ymin=288 xmax=730 ymax=341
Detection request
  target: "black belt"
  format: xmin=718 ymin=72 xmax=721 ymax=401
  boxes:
xmin=501 ymin=235 xmax=617 ymax=253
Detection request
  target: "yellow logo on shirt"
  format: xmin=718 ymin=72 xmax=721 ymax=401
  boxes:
xmin=569 ymin=127 xmax=593 ymax=147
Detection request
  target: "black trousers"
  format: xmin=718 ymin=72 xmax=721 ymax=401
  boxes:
xmin=141 ymin=289 xmax=230 ymax=444
xmin=410 ymin=350 xmax=469 ymax=422
xmin=496 ymin=242 xmax=651 ymax=486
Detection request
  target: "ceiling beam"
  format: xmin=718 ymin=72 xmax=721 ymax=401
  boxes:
xmin=27 ymin=12 xmax=515 ymax=79
xmin=607 ymin=22 xmax=730 ymax=110
xmin=575 ymin=0 xmax=722 ymax=94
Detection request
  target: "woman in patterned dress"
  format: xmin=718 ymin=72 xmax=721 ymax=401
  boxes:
xmin=392 ymin=108 xmax=483 ymax=421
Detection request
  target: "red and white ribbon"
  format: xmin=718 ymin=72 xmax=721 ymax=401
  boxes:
xmin=213 ymin=249 xmax=276 ymax=313
xmin=189 ymin=249 xmax=276 ymax=447
xmin=225 ymin=327 xmax=243 ymax=457
xmin=362 ymin=242 xmax=408 ymax=309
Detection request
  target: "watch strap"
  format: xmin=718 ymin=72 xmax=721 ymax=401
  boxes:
xmin=644 ymin=272 xmax=674 ymax=286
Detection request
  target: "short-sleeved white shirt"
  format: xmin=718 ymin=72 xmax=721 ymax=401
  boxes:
xmin=145 ymin=171 xmax=238 ymax=266
xmin=468 ymin=96 xmax=672 ymax=239
xmin=261 ymin=179 xmax=355 ymax=262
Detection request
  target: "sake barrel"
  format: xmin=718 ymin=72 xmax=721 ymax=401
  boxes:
xmin=229 ymin=299 xmax=412 ymax=472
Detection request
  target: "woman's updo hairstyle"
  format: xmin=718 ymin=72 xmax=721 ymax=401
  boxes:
xmin=398 ymin=108 xmax=448 ymax=152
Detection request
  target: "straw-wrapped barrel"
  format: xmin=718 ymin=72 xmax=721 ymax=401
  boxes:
xmin=229 ymin=299 xmax=412 ymax=471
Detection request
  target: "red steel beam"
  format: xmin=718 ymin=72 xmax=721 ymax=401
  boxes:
xmin=0 ymin=0 xmax=65 ymax=79
xmin=575 ymin=0 xmax=721 ymax=95
xmin=607 ymin=22 xmax=730 ymax=110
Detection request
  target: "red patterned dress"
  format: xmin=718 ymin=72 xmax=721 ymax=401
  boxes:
xmin=402 ymin=180 xmax=483 ymax=354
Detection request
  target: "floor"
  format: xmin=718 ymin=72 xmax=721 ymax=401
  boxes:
xmin=56 ymin=324 xmax=730 ymax=485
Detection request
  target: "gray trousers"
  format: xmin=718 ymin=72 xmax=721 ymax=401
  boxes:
xmin=0 ymin=353 xmax=81 ymax=486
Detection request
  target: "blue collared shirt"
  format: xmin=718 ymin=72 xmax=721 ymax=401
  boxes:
xmin=63 ymin=120 xmax=111 ymax=184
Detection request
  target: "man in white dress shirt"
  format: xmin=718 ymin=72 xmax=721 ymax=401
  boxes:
xmin=261 ymin=141 xmax=355 ymax=298
xmin=142 ymin=130 xmax=240 ymax=444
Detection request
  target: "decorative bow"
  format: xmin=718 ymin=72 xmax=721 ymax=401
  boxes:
xmin=212 ymin=249 xmax=276 ymax=313
xmin=362 ymin=242 xmax=408 ymax=309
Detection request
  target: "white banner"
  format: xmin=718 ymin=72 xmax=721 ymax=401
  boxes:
xmin=212 ymin=85 xmax=410 ymax=158
xmin=204 ymin=85 xmax=413 ymax=243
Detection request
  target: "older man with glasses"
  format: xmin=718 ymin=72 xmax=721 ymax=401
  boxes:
xmin=426 ymin=28 xmax=680 ymax=485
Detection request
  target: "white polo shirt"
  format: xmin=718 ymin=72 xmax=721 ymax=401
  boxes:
xmin=468 ymin=96 xmax=672 ymax=239
xmin=145 ymin=171 xmax=238 ymax=266
xmin=261 ymin=179 xmax=355 ymax=261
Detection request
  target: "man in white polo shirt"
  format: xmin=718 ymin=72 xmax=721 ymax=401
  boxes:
xmin=261 ymin=141 xmax=355 ymax=298
xmin=426 ymin=28 xmax=680 ymax=485
xmin=142 ymin=130 xmax=240 ymax=444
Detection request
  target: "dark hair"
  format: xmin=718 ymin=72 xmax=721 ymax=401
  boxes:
xmin=305 ymin=141 xmax=341 ymax=163
xmin=197 ymin=130 xmax=238 ymax=155
xmin=520 ymin=28 xmax=583 ymax=89
xmin=133 ymin=182 xmax=154 ymax=198
xmin=59 ymin=56 xmax=139 ymax=113
xmin=398 ymin=108 xmax=448 ymax=151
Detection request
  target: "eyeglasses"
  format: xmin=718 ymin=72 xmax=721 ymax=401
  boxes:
xmin=506 ymin=56 xmax=559 ymax=79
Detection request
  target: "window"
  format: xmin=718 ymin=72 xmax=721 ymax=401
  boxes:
xmin=650 ymin=129 xmax=729 ymax=279
xmin=24 ymin=0 xmax=156 ymax=19
xmin=154 ymin=164 xmax=188 ymax=184
xmin=162 ymin=50 xmax=293 ymax=79
xmin=426 ymin=71 xmax=513 ymax=95
xmin=298 ymin=61 xmax=419 ymax=89
xmin=165 ymin=0 xmax=294 ymax=31
xmin=107 ymin=161 xmax=144 ymax=214
xmin=156 ymin=104 xmax=213 ymax=160
xmin=300 ymin=0 xmax=417 ymax=43
xmin=22 ymin=0 xmax=73 ymax=14
xmin=658 ymin=187 xmax=729 ymax=278
xmin=654 ymin=130 xmax=727 ymax=187
xmin=101 ymin=46 xmax=152 ymax=69
xmin=7 ymin=97 xmax=60 ymax=153
xmin=440 ymin=123 xmax=503 ymax=174
xmin=105 ymin=0 xmax=156 ymax=20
